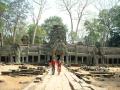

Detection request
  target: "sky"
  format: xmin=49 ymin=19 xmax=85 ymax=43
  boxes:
xmin=27 ymin=0 xmax=119 ymax=41
xmin=29 ymin=0 xmax=98 ymax=26
xmin=27 ymin=0 xmax=99 ymax=40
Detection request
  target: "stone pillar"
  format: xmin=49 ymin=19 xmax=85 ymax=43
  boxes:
xmin=106 ymin=58 xmax=108 ymax=64
xmin=16 ymin=48 xmax=21 ymax=64
xmin=95 ymin=55 xmax=98 ymax=65
xmin=108 ymin=58 xmax=110 ymax=64
xmin=66 ymin=55 xmax=69 ymax=65
xmin=38 ymin=54 xmax=40 ymax=64
xmin=26 ymin=56 xmax=28 ymax=63
xmin=102 ymin=56 xmax=105 ymax=64
xmin=47 ymin=55 xmax=50 ymax=61
xmin=69 ymin=55 xmax=71 ymax=66
xmin=75 ymin=55 xmax=78 ymax=64
xmin=10 ymin=56 xmax=13 ymax=63
xmin=26 ymin=46 xmax=29 ymax=64
xmin=108 ymin=58 xmax=109 ymax=64
xmin=46 ymin=55 xmax=47 ymax=63
xmin=22 ymin=56 xmax=24 ymax=63
xmin=38 ymin=50 xmax=41 ymax=64
xmin=90 ymin=56 xmax=93 ymax=65
xmin=107 ymin=58 xmax=109 ymax=64
xmin=75 ymin=45 xmax=78 ymax=64
xmin=82 ymin=56 xmax=83 ymax=64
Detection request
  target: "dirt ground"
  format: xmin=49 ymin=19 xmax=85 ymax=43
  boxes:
xmin=77 ymin=67 xmax=120 ymax=90
xmin=0 ymin=65 xmax=36 ymax=90
xmin=0 ymin=65 xmax=120 ymax=90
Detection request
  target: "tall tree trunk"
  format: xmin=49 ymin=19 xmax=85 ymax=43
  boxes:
xmin=32 ymin=22 xmax=38 ymax=44
xmin=16 ymin=48 xmax=21 ymax=64
xmin=75 ymin=0 xmax=88 ymax=35
xmin=0 ymin=28 xmax=4 ymax=47
xmin=32 ymin=5 xmax=42 ymax=45
xmin=62 ymin=0 xmax=74 ymax=43
xmin=13 ymin=16 xmax=19 ymax=44
xmin=32 ymin=0 xmax=47 ymax=44
xmin=69 ymin=13 xmax=74 ymax=43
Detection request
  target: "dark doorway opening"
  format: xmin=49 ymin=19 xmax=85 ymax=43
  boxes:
xmin=114 ymin=58 xmax=117 ymax=64
xmin=78 ymin=57 xmax=82 ymax=64
xmin=34 ymin=56 xmax=38 ymax=63
xmin=28 ymin=56 xmax=32 ymax=63
xmin=1 ymin=56 xmax=5 ymax=63
xmin=109 ymin=58 xmax=112 ymax=64
xmin=83 ymin=57 xmax=87 ymax=64
xmin=98 ymin=58 xmax=102 ymax=64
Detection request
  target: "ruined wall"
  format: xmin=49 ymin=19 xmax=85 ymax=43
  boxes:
xmin=0 ymin=44 xmax=120 ymax=65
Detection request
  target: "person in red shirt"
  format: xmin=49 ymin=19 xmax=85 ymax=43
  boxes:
xmin=56 ymin=59 xmax=61 ymax=75
xmin=50 ymin=59 xmax=55 ymax=75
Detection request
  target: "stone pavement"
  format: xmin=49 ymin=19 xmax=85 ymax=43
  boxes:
xmin=23 ymin=66 xmax=107 ymax=90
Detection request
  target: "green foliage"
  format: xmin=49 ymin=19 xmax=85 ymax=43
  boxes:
xmin=0 ymin=1 xmax=8 ymax=30
xmin=68 ymin=31 xmax=79 ymax=43
xmin=0 ymin=2 xmax=7 ymax=13
xmin=84 ymin=5 xmax=120 ymax=47
xmin=28 ymin=24 xmax=47 ymax=44
xmin=2 ymin=0 xmax=31 ymax=44
xmin=110 ymin=6 xmax=120 ymax=28
xmin=4 ymin=25 xmax=27 ymax=45
xmin=41 ymin=16 xmax=68 ymax=35
xmin=84 ymin=19 xmax=102 ymax=45
xmin=108 ymin=6 xmax=120 ymax=47
xmin=108 ymin=31 xmax=120 ymax=47
xmin=48 ymin=25 xmax=67 ymax=53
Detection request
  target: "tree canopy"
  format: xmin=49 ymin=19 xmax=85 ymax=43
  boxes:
xmin=84 ymin=5 xmax=120 ymax=47
xmin=41 ymin=16 xmax=68 ymax=42
xmin=28 ymin=24 xmax=47 ymax=44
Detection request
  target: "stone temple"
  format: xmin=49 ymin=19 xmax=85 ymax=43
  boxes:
xmin=0 ymin=44 xmax=120 ymax=65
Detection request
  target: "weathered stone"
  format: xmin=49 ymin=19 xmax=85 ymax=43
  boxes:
xmin=0 ymin=80 xmax=4 ymax=83
xmin=1 ymin=71 xmax=11 ymax=75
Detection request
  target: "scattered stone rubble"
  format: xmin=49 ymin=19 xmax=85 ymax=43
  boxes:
xmin=68 ymin=66 xmax=118 ymax=84
xmin=80 ymin=66 xmax=115 ymax=78
xmin=1 ymin=65 xmax=46 ymax=76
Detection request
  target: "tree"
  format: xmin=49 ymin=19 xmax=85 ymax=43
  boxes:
xmin=0 ymin=0 xmax=8 ymax=46
xmin=43 ymin=17 xmax=68 ymax=60
xmin=41 ymin=16 xmax=68 ymax=41
xmin=28 ymin=24 xmax=47 ymax=44
xmin=99 ymin=9 xmax=112 ymax=46
xmin=99 ymin=5 xmax=120 ymax=47
xmin=109 ymin=6 xmax=120 ymax=29
xmin=57 ymin=0 xmax=91 ymax=43
xmin=4 ymin=0 xmax=30 ymax=44
xmin=94 ymin=0 xmax=120 ymax=11
xmin=92 ymin=0 xmax=120 ymax=46
xmin=84 ymin=8 xmax=115 ymax=46
xmin=31 ymin=0 xmax=47 ymax=44
xmin=48 ymin=25 xmax=67 ymax=61
xmin=108 ymin=5 xmax=120 ymax=47
xmin=84 ymin=5 xmax=120 ymax=47
xmin=108 ymin=31 xmax=120 ymax=47
xmin=84 ymin=19 xmax=103 ymax=46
